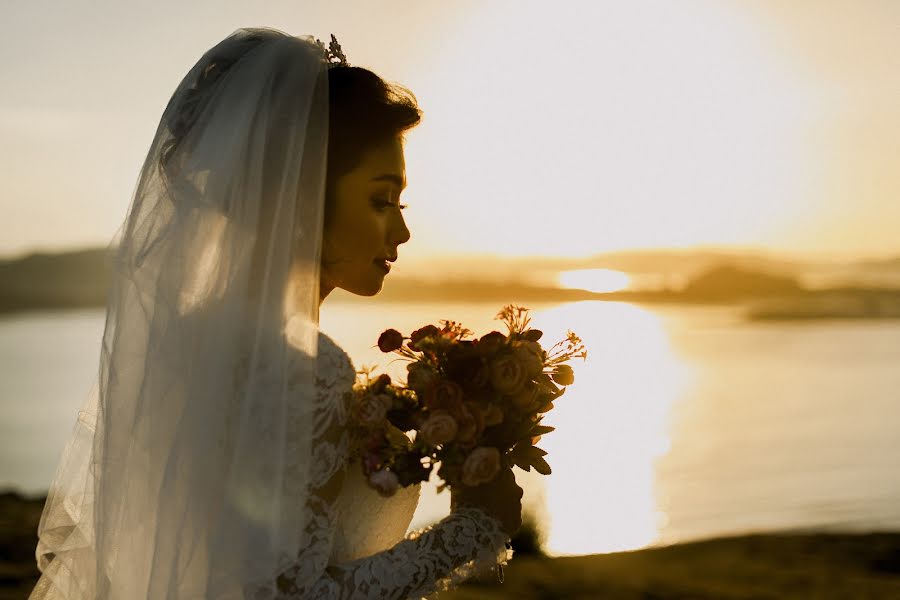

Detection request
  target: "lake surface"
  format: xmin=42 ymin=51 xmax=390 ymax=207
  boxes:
xmin=2 ymin=301 xmax=899 ymax=556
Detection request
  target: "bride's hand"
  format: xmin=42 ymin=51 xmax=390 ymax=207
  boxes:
xmin=450 ymin=467 xmax=523 ymax=537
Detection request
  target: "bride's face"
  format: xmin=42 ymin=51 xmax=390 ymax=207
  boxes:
xmin=320 ymin=135 xmax=411 ymax=298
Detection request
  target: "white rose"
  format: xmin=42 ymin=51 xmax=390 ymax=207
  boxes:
xmin=368 ymin=469 xmax=400 ymax=497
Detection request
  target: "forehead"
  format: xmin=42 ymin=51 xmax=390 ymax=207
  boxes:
xmin=353 ymin=136 xmax=406 ymax=185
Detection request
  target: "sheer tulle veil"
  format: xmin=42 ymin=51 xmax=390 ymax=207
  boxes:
xmin=31 ymin=28 xmax=331 ymax=599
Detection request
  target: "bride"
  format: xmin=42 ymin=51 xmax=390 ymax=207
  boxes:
xmin=30 ymin=28 xmax=522 ymax=599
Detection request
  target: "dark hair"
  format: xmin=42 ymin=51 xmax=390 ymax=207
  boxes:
xmin=325 ymin=66 xmax=422 ymax=222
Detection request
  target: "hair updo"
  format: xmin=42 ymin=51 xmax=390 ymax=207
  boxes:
xmin=159 ymin=30 xmax=272 ymax=177
xmin=324 ymin=66 xmax=421 ymax=222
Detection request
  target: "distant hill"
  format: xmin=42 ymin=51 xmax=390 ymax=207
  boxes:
xmin=400 ymin=248 xmax=813 ymax=282
xmin=680 ymin=264 xmax=803 ymax=300
xmin=0 ymin=248 xmax=113 ymax=312
xmin=857 ymin=256 xmax=900 ymax=270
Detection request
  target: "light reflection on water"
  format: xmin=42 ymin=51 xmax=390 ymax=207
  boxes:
xmin=532 ymin=302 xmax=691 ymax=555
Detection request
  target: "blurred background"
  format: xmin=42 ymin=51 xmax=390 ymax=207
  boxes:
xmin=2 ymin=0 xmax=900 ymax=596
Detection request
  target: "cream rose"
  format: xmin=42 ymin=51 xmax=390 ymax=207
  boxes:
xmin=420 ymin=410 xmax=458 ymax=446
xmin=511 ymin=383 xmax=540 ymax=411
xmin=513 ymin=340 xmax=544 ymax=377
xmin=461 ymin=446 xmax=502 ymax=487
xmin=368 ymin=469 xmax=400 ymax=497
xmin=490 ymin=354 xmax=527 ymax=395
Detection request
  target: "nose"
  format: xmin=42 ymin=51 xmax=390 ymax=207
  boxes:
xmin=392 ymin=211 xmax=411 ymax=246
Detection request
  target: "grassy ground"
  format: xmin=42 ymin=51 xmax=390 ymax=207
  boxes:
xmin=440 ymin=531 xmax=900 ymax=599
xmin=4 ymin=491 xmax=899 ymax=599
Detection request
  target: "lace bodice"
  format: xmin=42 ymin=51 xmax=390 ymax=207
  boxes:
xmin=273 ymin=331 xmax=513 ymax=599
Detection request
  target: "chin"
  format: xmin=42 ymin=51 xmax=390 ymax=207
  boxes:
xmin=343 ymin=278 xmax=384 ymax=297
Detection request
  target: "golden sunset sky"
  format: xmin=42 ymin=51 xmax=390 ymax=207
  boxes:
xmin=2 ymin=0 xmax=898 ymax=263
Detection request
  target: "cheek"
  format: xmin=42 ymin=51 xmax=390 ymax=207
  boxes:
xmin=326 ymin=208 xmax=386 ymax=262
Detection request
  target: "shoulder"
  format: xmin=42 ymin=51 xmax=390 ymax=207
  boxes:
xmin=315 ymin=330 xmax=355 ymax=386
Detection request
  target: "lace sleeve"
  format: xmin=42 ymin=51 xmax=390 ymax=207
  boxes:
xmin=273 ymin=335 xmax=513 ymax=599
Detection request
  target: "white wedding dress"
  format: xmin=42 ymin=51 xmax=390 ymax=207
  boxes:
xmin=271 ymin=331 xmax=513 ymax=599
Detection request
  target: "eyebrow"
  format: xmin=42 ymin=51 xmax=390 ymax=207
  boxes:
xmin=371 ymin=174 xmax=407 ymax=190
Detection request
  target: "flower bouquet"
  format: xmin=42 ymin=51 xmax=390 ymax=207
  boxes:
xmin=348 ymin=305 xmax=586 ymax=497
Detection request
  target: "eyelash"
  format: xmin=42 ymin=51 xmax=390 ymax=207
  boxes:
xmin=375 ymin=198 xmax=408 ymax=211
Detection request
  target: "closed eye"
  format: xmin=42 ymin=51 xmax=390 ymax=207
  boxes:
xmin=374 ymin=198 xmax=408 ymax=211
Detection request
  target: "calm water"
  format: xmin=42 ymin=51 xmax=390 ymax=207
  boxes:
xmin=2 ymin=301 xmax=899 ymax=556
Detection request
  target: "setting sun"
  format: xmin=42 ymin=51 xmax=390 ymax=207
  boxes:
xmin=559 ymin=269 xmax=632 ymax=293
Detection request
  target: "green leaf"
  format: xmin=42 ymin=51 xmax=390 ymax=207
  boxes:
xmin=526 ymin=445 xmax=549 ymax=458
xmin=536 ymin=401 xmax=555 ymax=414
xmin=510 ymin=419 xmax=537 ymax=441
xmin=513 ymin=455 xmax=533 ymax=472
xmin=530 ymin=425 xmax=556 ymax=436
xmin=531 ymin=456 xmax=552 ymax=475
xmin=508 ymin=441 xmax=528 ymax=459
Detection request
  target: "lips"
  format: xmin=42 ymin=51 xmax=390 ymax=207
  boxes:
xmin=374 ymin=258 xmax=391 ymax=273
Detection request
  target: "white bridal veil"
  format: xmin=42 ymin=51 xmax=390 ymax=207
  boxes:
xmin=32 ymin=28 xmax=331 ymax=599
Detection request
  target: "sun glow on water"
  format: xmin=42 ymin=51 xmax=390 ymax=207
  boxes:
xmin=528 ymin=301 xmax=693 ymax=555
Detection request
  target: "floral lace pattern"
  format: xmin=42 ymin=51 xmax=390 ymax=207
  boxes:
xmin=273 ymin=332 xmax=513 ymax=599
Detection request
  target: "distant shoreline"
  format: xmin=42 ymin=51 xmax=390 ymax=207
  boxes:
xmin=6 ymin=285 xmax=900 ymax=319
xmin=3 ymin=247 xmax=900 ymax=319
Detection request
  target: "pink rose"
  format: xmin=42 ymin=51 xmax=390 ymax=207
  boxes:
xmin=374 ymin=393 xmax=393 ymax=411
xmin=406 ymin=362 xmax=438 ymax=394
xmin=428 ymin=380 xmax=465 ymax=413
xmin=368 ymin=469 xmax=400 ymax=497
xmin=490 ymin=354 xmax=527 ymax=395
xmin=420 ymin=410 xmax=459 ymax=446
xmin=461 ymin=447 xmax=501 ymax=487
xmin=471 ymin=365 xmax=490 ymax=389
xmin=409 ymin=324 xmax=440 ymax=351
xmin=356 ymin=395 xmax=387 ymax=426
xmin=371 ymin=373 xmax=392 ymax=393
xmin=477 ymin=331 xmax=508 ymax=355
xmin=377 ymin=329 xmax=405 ymax=353
xmin=363 ymin=452 xmax=382 ymax=474
xmin=455 ymin=402 xmax=485 ymax=445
